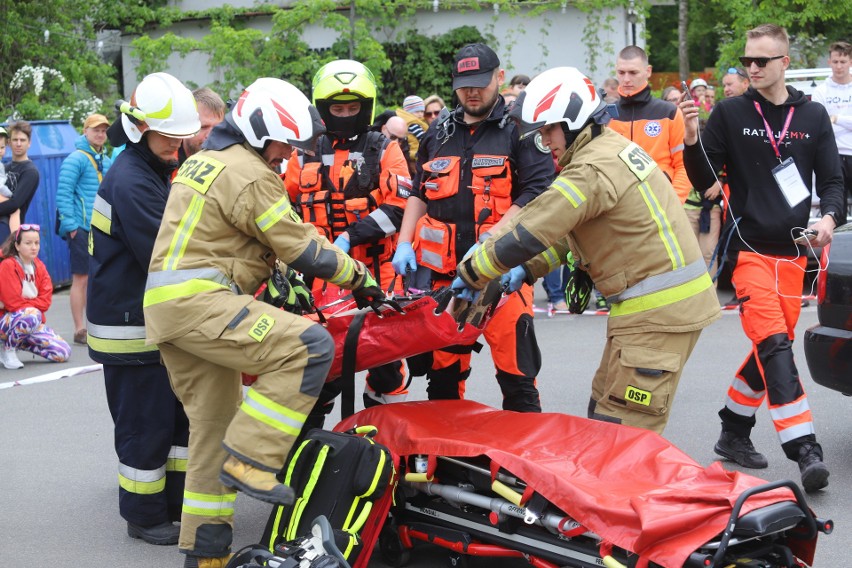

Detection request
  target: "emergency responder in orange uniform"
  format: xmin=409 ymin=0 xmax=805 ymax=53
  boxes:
xmin=392 ymin=44 xmax=554 ymax=412
xmin=452 ymin=66 xmax=721 ymax=434
xmin=610 ymin=46 xmax=691 ymax=203
xmin=89 ymin=72 xmax=199 ymax=546
xmin=143 ymin=78 xmax=386 ymax=568
xmin=283 ymin=60 xmax=411 ymax=414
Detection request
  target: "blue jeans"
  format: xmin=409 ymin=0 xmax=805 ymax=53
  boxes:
xmin=542 ymin=265 xmax=569 ymax=303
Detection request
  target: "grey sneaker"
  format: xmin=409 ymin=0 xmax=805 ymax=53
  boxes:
xmin=798 ymin=443 xmax=829 ymax=493
xmin=1 ymin=348 xmax=23 ymax=370
xmin=714 ymin=431 xmax=768 ymax=469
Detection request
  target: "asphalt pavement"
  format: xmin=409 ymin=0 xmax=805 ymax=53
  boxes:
xmin=1 ymin=287 xmax=846 ymax=567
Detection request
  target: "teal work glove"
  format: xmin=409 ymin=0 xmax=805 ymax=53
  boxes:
xmin=391 ymin=241 xmax=417 ymax=275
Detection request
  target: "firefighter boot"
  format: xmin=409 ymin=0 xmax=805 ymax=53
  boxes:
xmin=127 ymin=521 xmax=180 ymax=545
xmin=219 ymin=455 xmax=295 ymax=505
xmin=714 ymin=431 xmax=768 ymax=469
xmin=183 ymin=554 xmax=233 ymax=568
xmin=797 ymin=442 xmax=829 ymax=493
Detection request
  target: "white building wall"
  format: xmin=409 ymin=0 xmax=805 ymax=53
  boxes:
xmin=122 ymin=3 xmax=639 ymax=96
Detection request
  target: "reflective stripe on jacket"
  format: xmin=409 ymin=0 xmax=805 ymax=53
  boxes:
xmin=460 ymin=125 xmax=720 ymax=335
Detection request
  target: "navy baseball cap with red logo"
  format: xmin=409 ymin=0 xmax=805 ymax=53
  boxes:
xmin=452 ymin=43 xmax=500 ymax=90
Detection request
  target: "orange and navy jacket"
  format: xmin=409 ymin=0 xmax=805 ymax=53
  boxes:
xmin=284 ymin=132 xmax=411 ymax=270
xmin=609 ymin=85 xmax=691 ymax=203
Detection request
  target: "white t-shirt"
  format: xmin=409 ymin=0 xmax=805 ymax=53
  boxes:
xmin=811 ymin=76 xmax=852 ymax=156
xmin=20 ymin=259 xmax=38 ymax=299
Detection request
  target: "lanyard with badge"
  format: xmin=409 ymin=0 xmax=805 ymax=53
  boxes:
xmin=753 ymin=101 xmax=810 ymax=208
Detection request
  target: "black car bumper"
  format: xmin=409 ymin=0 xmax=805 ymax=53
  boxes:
xmin=804 ymin=324 xmax=852 ymax=395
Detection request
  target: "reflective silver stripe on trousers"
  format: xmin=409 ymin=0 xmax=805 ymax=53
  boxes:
xmin=93 ymin=194 xmax=112 ymax=219
xmin=87 ymin=322 xmax=147 ymax=339
xmin=119 ymin=463 xmax=165 ymax=482
xmin=606 ymin=258 xmax=707 ymax=304
xmin=146 ymin=268 xmax=232 ymax=291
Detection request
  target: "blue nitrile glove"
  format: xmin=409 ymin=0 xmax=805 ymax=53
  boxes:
xmin=451 ymin=276 xmax=479 ymax=303
xmin=500 ymin=266 xmax=527 ymax=293
xmin=392 ymin=241 xmax=417 ymax=275
xmin=333 ymin=234 xmax=350 ymax=254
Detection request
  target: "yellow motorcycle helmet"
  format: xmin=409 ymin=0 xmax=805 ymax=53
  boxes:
xmin=312 ymin=59 xmax=377 ymax=139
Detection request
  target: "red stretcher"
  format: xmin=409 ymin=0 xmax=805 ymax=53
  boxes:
xmin=335 ymin=400 xmax=832 ymax=568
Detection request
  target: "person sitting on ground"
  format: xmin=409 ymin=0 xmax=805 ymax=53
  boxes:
xmin=0 ymin=224 xmax=71 ymax=370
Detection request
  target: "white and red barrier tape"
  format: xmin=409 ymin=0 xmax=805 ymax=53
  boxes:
xmin=0 ymin=364 xmax=103 ymax=390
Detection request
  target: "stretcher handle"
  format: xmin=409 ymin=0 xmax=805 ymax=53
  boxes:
xmin=711 ymin=479 xmax=819 ymax=567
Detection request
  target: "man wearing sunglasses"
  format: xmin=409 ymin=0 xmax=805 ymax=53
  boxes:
xmin=682 ymin=23 xmax=845 ymax=494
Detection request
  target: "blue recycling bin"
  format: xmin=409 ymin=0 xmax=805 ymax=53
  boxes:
xmin=3 ymin=120 xmax=80 ymax=287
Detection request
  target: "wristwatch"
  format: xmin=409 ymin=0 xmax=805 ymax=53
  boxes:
xmin=823 ymin=209 xmax=840 ymax=226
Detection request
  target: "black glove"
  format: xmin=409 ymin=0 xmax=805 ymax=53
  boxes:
xmin=261 ymin=266 xmax=314 ymax=315
xmin=351 ymin=271 xmax=385 ymax=311
xmin=564 ymin=252 xmax=593 ymax=314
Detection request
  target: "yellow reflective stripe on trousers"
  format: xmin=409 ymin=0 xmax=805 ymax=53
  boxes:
xmin=240 ymin=388 xmax=307 ymax=438
xmin=118 ymin=464 xmax=166 ymax=495
xmin=609 ymin=271 xmax=713 ymax=317
xmin=552 ymin=177 xmax=587 ymax=208
xmin=163 ymin=193 xmax=206 ymax=271
xmin=256 ymin=196 xmax=294 ymax=233
xmin=183 ymin=490 xmax=236 ymax=517
xmin=166 ymin=445 xmax=188 ymax=473
xmin=637 ymin=181 xmax=685 ymax=271
xmin=143 ymin=278 xmax=229 ymax=307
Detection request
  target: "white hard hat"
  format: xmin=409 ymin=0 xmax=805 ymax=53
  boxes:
xmin=508 ymin=66 xmax=606 ymax=139
xmin=231 ymin=78 xmax=325 ymax=154
xmin=120 ymin=72 xmax=201 ymax=143
xmin=690 ymin=78 xmax=709 ymax=90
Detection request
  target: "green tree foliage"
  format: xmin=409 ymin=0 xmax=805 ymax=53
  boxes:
xmin=648 ymin=0 xmax=852 ymax=78
xmin=0 ymin=0 xmax=119 ymax=122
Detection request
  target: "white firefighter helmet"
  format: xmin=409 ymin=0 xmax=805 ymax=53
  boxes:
xmin=230 ymin=78 xmax=325 ymax=154
xmin=509 ymin=67 xmax=606 ymax=140
xmin=119 ymin=72 xmax=200 ymax=144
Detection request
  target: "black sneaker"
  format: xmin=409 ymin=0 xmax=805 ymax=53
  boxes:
xmin=798 ymin=443 xmax=829 ymax=492
xmin=127 ymin=521 xmax=180 ymax=545
xmin=714 ymin=431 xmax=768 ymax=469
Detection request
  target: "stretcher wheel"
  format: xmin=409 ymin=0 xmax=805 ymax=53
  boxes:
xmin=447 ymin=552 xmax=470 ymax=568
xmin=379 ymin=525 xmax=410 ymax=567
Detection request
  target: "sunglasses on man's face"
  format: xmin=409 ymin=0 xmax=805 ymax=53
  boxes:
xmin=386 ymin=134 xmax=405 ymax=142
xmin=738 ymin=55 xmax=785 ymax=68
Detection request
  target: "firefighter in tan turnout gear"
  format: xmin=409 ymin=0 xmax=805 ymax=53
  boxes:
xmin=452 ymin=67 xmax=721 ymax=434
xmin=143 ymin=78 xmax=386 ymax=568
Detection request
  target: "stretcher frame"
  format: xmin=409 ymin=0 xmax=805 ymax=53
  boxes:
xmin=333 ymin=402 xmax=832 ymax=568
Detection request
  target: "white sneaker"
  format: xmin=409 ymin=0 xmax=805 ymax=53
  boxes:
xmin=1 ymin=348 xmax=24 ymax=370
